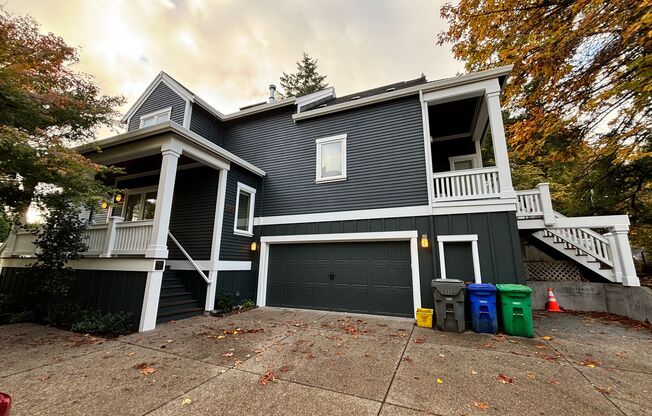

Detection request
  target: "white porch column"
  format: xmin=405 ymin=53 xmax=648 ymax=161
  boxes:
xmin=145 ymin=145 xmax=181 ymax=258
xmin=604 ymin=232 xmax=623 ymax=283
xmin=485 ymin=90 xmax=516 ymax=199
xmin=205 ymin=169 xmax=229 ymax=311
xmin=139 ymin=269 xmax=163 ymax=331
xmin=536 ymin=183 xmax=557 ymax=225
xmin=611 ymin=225 xmax=640 ymax=287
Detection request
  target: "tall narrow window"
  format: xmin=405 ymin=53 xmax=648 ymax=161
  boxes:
xmin=316 ymin=134 xmax=347 ymax=183
xmin=234 ymin=182 xmax=256 ymax=236
xmin=139 ymin=107 xmax=171 ymax=128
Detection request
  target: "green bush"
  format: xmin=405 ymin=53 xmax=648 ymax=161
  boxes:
xmin=240 ymin=299 xmax=256 ymax=309
xmin=216 ymin=293 xmax=234 ymax=311
xmin=71 ymin=310 xmax=133 ymax=336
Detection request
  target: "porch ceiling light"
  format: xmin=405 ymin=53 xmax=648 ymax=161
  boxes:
xmin=250 ymin=241 xmax=258 ymax=252
xmin=420 ymin=234 xmax=430 ymax=248
xmin=114 ymin=194 xmax=123 ymax=203
xmin=100 ymin=201 xmax=109 ymax=210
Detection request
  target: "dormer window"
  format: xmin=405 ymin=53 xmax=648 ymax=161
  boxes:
xmin=139 ymin=107 xmax=171 ymax=128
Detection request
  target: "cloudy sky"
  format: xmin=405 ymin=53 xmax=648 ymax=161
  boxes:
xmin=6 ymin=0 xmax=462 ymax=137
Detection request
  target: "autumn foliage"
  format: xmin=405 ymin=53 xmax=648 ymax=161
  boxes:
xmin=439 ymin=0 xmax=652 ymax=253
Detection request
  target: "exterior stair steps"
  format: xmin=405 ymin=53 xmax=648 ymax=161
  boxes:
xmin=156 ymin=268 xmax=204 ymax=324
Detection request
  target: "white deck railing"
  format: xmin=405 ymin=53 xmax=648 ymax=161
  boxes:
xmin=0 ymin=218 xmax=154 ymax=258
xmin=432 ymin=167 xmax=501 ymax=202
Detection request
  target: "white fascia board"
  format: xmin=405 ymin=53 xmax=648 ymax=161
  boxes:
xmin=77 ymin=122 xmax=266 ymax=177
xmin=122 ymin=72 xmax=195 ymax=124
xmin=437 ymin=234 xmax=478 ymax=242
xmin=292 ymin=65 xmax=513 ymax=121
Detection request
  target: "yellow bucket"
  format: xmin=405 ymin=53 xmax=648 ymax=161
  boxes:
xmin=416 ymin=308 xmax=433 ymax=328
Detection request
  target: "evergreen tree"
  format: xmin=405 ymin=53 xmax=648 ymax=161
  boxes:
xmin=280 ymin=53 xmax=328 ymax=97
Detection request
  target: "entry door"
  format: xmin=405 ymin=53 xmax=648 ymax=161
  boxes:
xmin=266 ymin=241 xmax=413 ymax=317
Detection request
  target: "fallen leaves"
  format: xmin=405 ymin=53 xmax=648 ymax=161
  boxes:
xmin=436 ymin=378 xmax=443 ymax=384
xmin=279 ymin=365 xmax=290 ymax=372
xmin=37 ymin=374 xmax=50 ymax=381
xmin=495 ymin=373 xmax=513 ymax=384
xmin=579 ymin=357 xmax=601 ymax=368
xmin=258 ymin=371 xmax=277 ymax=385
xmin=595 ymin=386 xmax=612 ymax=394
xmin=181 ymin=398 xmax=192 ymax=405
xmin=127 ymin=352 xmax=136 ymax=357
xmin=473 ymin=401 xmax=490 ymax=410
xmin=133 ymin=362 xmax=156 ymax=375
xmin=222 ymin=352 xmax=234 ymax=357
xmin=414 ymin=338 xmax=426 ymax=344
xmin=540 ymin=335 xmax=554 ymax=341
xmin=547 ymin=379 xmax=560 ymax=385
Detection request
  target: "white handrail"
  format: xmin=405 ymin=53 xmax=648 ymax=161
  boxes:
xmin=167 ymin=231 xmax=211 ymax=284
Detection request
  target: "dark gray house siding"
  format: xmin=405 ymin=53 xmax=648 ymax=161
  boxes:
xmin=256 ymin=211 xmax=525 ymax=310
xmin=128 ymin=82 xmax=186 ymax=131
xmin=168 ymin=166 xmax=220 ymax=260
xmin=189 ymin=104 xmax=224 ymax=146
xmin=0 ymin=267 xmax=146 ymax=329
xmin=219 ymin=164 xmax=262 ymax=261
xmin=221 ymin=96 xmax=429 ymax=216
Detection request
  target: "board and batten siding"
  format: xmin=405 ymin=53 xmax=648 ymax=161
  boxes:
xmin=221 ymin=96 xmax=429 ymax=217
xmin=189 ymin=104 xmax=224 ymax=146
xmin=257 ymin=211 xmax=525 ymax=309
xmin=127 ymin=82 xmax=186 ymax=131
xmin=219 ymin=164 xmax=262 ymax=261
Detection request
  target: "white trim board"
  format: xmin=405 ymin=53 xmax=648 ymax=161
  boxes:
xmin=234 ymin=182 xmax=256 ymax=236
xmin=0 ymin=257 xmax=161 ymax=272
xmin=437 ymin=234 xmax=482 ymax=283
xmin=253 ymin=202 xmax=517 ymax=226
xmin=256 ymin=231 xmax=422 ymax=319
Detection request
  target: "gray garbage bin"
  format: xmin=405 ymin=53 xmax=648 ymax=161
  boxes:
xmin=431 ymin=279 xmax=466 ymax=333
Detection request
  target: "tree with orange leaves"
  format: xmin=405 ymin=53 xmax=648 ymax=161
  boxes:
xmin=439 ymin=0 xmax=651 ymax=256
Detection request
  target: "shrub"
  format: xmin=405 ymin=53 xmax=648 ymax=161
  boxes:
xmin=240 ymin=299 xmax=256 ymax=309
xmin=216 ymin=293 xmax=234 ymax=311
xmin=71 ymin=310 xmax=133 ymax=336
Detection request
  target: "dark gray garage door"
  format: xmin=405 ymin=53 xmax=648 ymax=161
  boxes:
xmin=266 ymin=241 xmax=413 ymax=317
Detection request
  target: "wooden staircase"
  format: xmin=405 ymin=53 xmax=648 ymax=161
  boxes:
xmin=156 ymin=268 xmax=204 ymax=324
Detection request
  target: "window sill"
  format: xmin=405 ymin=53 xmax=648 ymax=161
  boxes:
xmin=315 ymin=176 xmax=347 ymax=184
xmin=233 ymin=229 xmax=254 ymax=237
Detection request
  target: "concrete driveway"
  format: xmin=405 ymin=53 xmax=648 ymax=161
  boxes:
xmin=0 ymin=308 xmax=650 ymax=415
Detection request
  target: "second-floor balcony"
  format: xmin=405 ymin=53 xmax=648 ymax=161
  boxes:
xmin=422 ymin=74 xmax=515 ymax=205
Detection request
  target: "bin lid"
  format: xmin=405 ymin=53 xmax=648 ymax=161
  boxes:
xmin=467 ymin=283 xmax=496 ymax=292
xmin=431 ymin=278 xmax=465 ymax=287
xmin=495 ymin=284 xmax=532 ymax=293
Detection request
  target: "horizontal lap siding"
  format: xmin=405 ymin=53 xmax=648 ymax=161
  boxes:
xmin=219 ymin=165 xmax=262 ymax=261
xmin=128 ymin=83 xmax=186 ymax=131
xmin=222 ymin=96 xmax=428 ymax=216
xmin=168 ymin=167 xmax=219 ymax=260
xmin=189 ymin=104 xmax=224 ymax=145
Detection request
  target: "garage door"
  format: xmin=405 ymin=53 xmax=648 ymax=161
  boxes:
xmin=266 ymin=241 xmax=413 ymax=317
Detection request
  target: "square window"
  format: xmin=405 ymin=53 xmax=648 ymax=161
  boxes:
xmin=234 ymin=183 xmax=256 ymax=236
xmin=316 ymin=134 xmax=347 ymax=183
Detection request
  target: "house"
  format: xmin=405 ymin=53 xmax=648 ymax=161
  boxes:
xmin=0 ymin=66 xmax=640 ymax=332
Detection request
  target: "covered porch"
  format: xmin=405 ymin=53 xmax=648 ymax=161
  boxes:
xmin=421 ymin=76 xmax=515 ymax=205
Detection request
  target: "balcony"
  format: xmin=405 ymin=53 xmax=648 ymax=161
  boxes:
xmin=432 ymin=167 xmax=500 ymax=202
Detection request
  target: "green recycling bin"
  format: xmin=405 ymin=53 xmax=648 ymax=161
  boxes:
xmin=496 ymin=284 xmax=533 ymax=338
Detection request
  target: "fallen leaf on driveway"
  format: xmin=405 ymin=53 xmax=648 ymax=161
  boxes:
xmin=438 ymin=354 xmax=445 ymax=357
xmin=579 ymin=358 xmax=601 ymax=368
xmin=37 ymin=374 xmax=50 ymax=381
xmin=222 ymin=352 xmax=234 ymax=357
xmin=496 ymin=373 xmax=513 ymax=384
xmin=540 ymin=336 xmax=553 ymax=341
xmin=473 ymin=401 xmax=489 ymax=410
xmin=127 ymin=352 xmax=136 ymax=357
xmin=133 ymin=362 xmax=156 ymax=375
xmin=181 ymin=398 xmax=192 ymax=405
xmin=279 ymin=365 xmax=290 ymax=372
xmin=436 ymin=378 xmax=443 ymax=384
xmin=414 ymin=338 xmax=425 ymax=344
xmin=547 ymin=379 xmax=560 ymax=385
xmin=403 ymin=356 xmax=413 ymax=363
xmin=535 ymin=345 xmax=547 ymax=350
xmin=259 ymin=371 xmax=277 ymax=385
xmin=470 ymin=370 xmax=478 ymax=375
xmin=595 ymin=386 xmax=612 ymax=394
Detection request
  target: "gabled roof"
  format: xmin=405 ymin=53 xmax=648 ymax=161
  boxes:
xmin=121 ymin=71 xmax=226 ymax=125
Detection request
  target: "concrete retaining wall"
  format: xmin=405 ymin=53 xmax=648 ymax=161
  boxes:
xmin=527 ymin=281 xmax=652 ymax=324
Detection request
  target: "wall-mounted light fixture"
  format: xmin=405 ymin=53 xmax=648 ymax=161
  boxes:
xmin=100 ymin=201 xmax=109 ymax=210
xmin=250 ymin=241 xmax=258 ymax=252
xmin=114 ymin=194 xmax=123 ymax=203
xmin=420 ymin=234 xmax=430 ymax=248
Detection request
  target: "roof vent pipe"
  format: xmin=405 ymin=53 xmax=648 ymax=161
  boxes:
xmin=268 ymin=84 xmax=276 ymax=103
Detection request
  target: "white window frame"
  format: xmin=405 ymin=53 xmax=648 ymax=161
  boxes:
xmin=437 ymin=234 xmax=482 ymax=283
xmin=315 ymin=134 xmax=347 ymax=183
xmin=233 ymin=182 xmax=256 ymax=237
xmin=110 ymin=186 xmax=158 ymax=222
xmin=139 ymin=107 xmax=172 ymax=128
xmin=449 ymin=154 xmax=481 ymax=171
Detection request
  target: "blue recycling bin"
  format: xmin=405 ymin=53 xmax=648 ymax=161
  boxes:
xmin=467 ymin=283 xmax=498 ymax=334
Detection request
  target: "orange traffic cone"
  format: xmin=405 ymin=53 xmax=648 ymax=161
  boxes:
xmin=547 ymin=288 xmax=562 ymax=312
